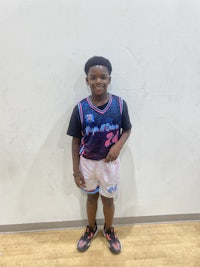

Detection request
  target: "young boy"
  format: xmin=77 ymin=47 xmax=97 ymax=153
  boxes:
xmin=67 ymin=56 xmax=132 ymax=254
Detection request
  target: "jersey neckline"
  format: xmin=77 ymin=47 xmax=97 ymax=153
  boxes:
xmin=87 ymin=94 xmax=112 ymax=114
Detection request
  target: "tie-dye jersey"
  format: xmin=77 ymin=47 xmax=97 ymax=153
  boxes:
xmin=78 ymin=94 xmax=123 ymax=160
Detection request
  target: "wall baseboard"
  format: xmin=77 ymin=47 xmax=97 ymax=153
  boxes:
xmin=0 ymin=213 xmax=200 ymax=233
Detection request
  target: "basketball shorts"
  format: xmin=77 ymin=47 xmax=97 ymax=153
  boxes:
xmin=79 ymin=156 xmax=120 ymax=198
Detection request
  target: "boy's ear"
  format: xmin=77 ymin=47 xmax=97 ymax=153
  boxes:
xmin=86 ymin=76 xmax=89 ymax=85
xmin=109 ymin=75 xmax=111 ymax=83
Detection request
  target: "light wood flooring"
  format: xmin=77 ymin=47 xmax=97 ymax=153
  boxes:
xmin=0 ymin=222 xmax=199 ymax=267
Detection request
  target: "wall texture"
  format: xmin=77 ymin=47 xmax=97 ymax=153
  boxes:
xmin=0 ymin=0 xmax=200 ymax=225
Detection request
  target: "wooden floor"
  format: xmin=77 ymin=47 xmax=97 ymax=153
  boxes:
xmin=0 ymin=222 xmax=199 ymax=267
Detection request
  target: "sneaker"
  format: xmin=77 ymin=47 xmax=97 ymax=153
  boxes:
xmin=103 ymin=226 xmax=121 ymax=254
xmin=77 ymin=223 xmax=98 ymax=252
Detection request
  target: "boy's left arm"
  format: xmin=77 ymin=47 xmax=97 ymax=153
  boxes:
xmin=104 ymin=129 xmax=131 ymax=162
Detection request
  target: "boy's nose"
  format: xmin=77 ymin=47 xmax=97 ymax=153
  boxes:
xmin=96 ymin=77 xmax=102 ymax=83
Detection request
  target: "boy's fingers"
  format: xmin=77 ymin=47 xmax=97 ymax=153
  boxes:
xmin=79 ymin=177 xmax=86 ymax=188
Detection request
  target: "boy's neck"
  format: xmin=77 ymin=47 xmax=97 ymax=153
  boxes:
xmin=90 ymin=93 xmax=109 ymax=107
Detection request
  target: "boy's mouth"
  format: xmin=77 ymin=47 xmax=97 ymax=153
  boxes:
xmin=95 ymin=86 xmax=104 ymax=90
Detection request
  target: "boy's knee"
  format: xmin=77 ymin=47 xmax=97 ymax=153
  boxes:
xmin=87 ymin=192 xmax=99 ymax=203
xmin=101 ymin=195 xmax=114 ymax=205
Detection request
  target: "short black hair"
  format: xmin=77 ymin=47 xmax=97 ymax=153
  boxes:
xmin=84 ymin=56 xmax=112 ymax=75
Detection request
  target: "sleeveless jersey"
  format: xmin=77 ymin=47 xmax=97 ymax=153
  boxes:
xmin=78 ymin=94 xmax=123 ymax=160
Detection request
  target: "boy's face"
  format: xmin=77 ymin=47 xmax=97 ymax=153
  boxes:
xmin=86 ymin=65 xmax=111 ymax=97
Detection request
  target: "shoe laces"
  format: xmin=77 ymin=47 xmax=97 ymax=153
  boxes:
xmin=105 ymin=227 xmax=116 ymax=241
xmin=83 ymin=226 xmax=96 ymax=239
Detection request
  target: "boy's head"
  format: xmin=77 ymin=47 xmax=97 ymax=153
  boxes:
xmin=84 ymin=56 xmax=112 ymax=75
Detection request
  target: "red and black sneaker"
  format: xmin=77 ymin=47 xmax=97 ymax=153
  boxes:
xmin=103 ymin=226 xmax=121 ymax=254
xmin=77 ymin=223 xmax=98 ymax=252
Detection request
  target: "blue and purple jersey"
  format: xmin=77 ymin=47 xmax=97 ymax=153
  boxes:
xmin=78 ymin=94 xmax=123 ymax=160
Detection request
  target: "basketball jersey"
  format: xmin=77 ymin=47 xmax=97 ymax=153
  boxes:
xmin=78 ymin=94 xmax=123 ymax=160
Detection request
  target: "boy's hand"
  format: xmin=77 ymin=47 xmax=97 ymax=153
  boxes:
xmin=73 ymin=171 xmax=86 ymax=188
xmin=104 ymin=144 xmax=120 ymax=162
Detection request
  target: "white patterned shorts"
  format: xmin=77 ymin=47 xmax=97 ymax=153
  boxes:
xmin=79 ymin=156 xmax=120 ymax=198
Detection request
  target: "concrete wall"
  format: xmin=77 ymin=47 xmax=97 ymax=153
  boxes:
xmin=0 ymin=0 xmax=200 ymax=225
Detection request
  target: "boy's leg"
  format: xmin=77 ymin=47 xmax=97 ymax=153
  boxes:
xmin=77 ymin=192 xmax=99 ymax=252
xmin=101 ymin=195 xmax=121 ymax=254
xmin=101 ymin=195 xmax=114 ymax=229
xmin=87 ymin=192 xmax=99 ymax=228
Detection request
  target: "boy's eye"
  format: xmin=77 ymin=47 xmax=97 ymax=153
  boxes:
xmin=89 ymin=75 xmax=109 ymax=80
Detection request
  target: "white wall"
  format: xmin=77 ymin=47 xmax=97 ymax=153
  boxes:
xmin=0 ymin=0 xmax=200 ymax=225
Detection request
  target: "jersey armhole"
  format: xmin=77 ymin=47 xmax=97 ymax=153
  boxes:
xmin=119 ymin=97 xmax=123 ymax=115
xmin=78 ymin=102 xmax=83 ymax=124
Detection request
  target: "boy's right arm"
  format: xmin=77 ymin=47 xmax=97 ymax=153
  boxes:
xmin=72 ymin=137 xmax=86 ymax=188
